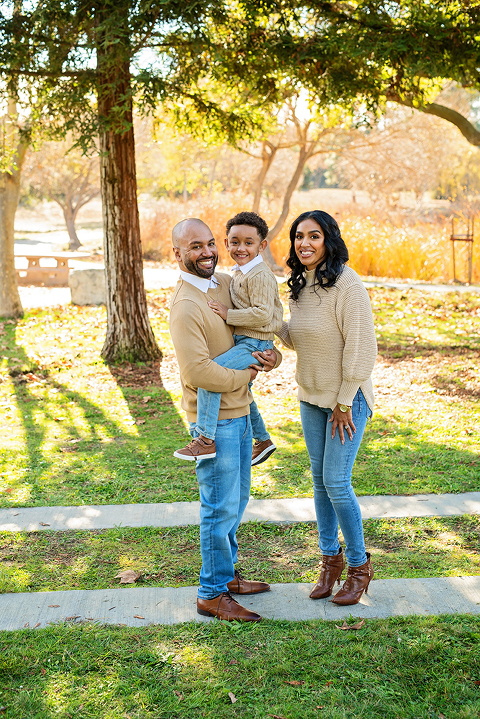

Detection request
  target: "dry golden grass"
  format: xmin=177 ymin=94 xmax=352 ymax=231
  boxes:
xmin=140 ymin=194 xmax=480 ymax=283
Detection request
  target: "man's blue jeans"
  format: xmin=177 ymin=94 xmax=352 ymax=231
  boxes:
xmin=196 ymin=334 xmax=272 ymax=442
xmin=190 ymin=415 xmax=253 ymax=599
xmin=299 ymin=389 xmax=372 ymax=567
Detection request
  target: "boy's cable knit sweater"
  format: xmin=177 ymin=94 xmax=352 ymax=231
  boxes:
xmin=226 ymin=263 xmax=284 ymax=341
xmin=276 ymin=266 xmax=377 ymax=411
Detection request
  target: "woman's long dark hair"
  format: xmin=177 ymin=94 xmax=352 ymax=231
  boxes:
xmin=286 ymin=210 xmax=349 ymax=300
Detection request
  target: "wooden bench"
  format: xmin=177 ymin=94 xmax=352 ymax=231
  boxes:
xmin=15 ymin=253 xmax=85 ymax=287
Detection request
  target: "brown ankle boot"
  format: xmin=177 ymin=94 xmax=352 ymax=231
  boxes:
xmin=331 ymin=553 xmax=373 ymax=606
xmin=309 ymin=548 xmax=345 ymax=599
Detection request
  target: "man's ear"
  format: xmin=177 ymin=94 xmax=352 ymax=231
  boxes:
xmin=173 ymin=246 xmax=182 ymax=263
xmin=259 ymin=239 xmax=268 ymax=253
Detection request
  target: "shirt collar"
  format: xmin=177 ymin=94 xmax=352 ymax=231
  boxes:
xmin=232 ymin=254 xmax=264 ymax=275
xmin=179 ymin=270 xmax=219 ymax=293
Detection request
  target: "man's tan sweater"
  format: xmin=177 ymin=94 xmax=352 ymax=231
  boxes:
xmin=276 ymin=266 xmax=377 ymax=411
xmin=226 ymin=262 xmax=283 ymax=341
xmin=169 ymin=273 xmax=252 ymax=422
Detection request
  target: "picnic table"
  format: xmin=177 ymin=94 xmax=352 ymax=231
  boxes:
xmin=15 ymin=252 xmax=88 ymax=287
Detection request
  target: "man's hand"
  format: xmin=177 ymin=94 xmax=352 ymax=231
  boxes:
xmin=251 ymin=349 xmax=277 ymax=373
xmin=208 ymin=300 xmax=228 ymax=320
xmin=249 ymin=367 xmax=259 ymax=381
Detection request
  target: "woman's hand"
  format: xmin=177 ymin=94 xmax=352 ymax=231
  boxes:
xmin=208 ymin=300 xmax=228 ymax=320
xmin=251 ymin=349 xmax=277 ymax=373
xmin=329 ymin=404 xmax=356 ymax=444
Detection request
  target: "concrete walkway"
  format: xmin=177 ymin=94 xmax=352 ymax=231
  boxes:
xmin=1 ymin=577 xmax=479 ymax=631
xmin=2 ymin=492 xmax=479 ymax=532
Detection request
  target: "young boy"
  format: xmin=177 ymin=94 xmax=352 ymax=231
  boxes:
xmin=174 ymin=211 xmax=283 ymax=467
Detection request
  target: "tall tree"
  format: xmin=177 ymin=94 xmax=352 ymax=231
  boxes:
xmin=0 ymin=0 xmax=280 ymax=360
xmin=0 ymin=92 xmax=26 ymax=319
xmin=0 ymin=0 xmax=25 ymax=319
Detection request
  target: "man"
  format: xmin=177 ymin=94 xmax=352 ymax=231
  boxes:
xmin=169 ymin=217 xmax=280 ymax=622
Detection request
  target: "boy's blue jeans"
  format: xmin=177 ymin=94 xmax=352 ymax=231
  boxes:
xmin=196 ymin=334 xmax=272 ymax=442
xmin=299 ymin=389 xmax=372 ymax=567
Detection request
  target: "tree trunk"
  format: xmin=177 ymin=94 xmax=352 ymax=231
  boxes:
xmin=62 ymin=203 xmax=82 ymax=251
xmin=96 ymin=48 xmax=160 ymax=362
xmin=0 ymin=141 xmax=26 ymax=319
xmin=251 ymin=142 xmax=277 ymax=214
xmin=263 ymin=144 xmax=316 ymax=274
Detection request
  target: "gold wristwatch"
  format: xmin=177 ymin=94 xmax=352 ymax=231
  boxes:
xmin=338 ymin=404 xmax=351 ymax=413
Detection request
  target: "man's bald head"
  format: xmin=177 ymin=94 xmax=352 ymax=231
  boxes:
xmin=172 ymin=217 xmax=218 ymax=279
xmin=172 ymin=218 xmax=210 ymax=247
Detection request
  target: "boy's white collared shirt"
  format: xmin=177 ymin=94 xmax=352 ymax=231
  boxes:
xmin=179 ymin=270 xmax=219 ymax=293
xmin=231 ymin=254 xmax=264 ymax=275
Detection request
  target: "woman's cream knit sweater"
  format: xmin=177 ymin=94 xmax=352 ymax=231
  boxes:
xmin=276 ymin=266 xmax=377 ymax=411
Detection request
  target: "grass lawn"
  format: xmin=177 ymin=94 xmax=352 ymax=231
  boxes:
xmin=1 ymin=616 xmax=480 ymax=718
xmin=1 ymin=515 xmax=479 ymax=593
xmin=1 ymin=287 xmax=479 ymax=507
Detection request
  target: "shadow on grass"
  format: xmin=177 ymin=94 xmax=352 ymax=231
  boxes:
xmin=252 ymin=414 xmax=480 ymax=499
xmin=0 ymin=318 xmax=195 ymax=507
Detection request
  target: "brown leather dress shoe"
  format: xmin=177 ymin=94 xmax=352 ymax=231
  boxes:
xmin=309 ymin=548 xmax=345 ymax=599
xmin=331 ymin=553 xmax=374 ymax=606
xmin=227 ymin=569 xmax=270 ymax=595
xmin=197 ymin=592 xmax=262 ymax=622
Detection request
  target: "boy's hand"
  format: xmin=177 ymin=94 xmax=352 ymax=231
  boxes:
xmin=208 ymin=300 xmax=228 ymax=320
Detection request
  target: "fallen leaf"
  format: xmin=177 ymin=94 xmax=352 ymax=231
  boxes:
xmin=284 ymin=680 xmax=305 ymax=686
xmin=13 ymin=512 xmax=19 ymax=516
xmin=40 ymin=668 xmax=46 ymax=675
xmin=136 ymin=419 xmax=146 ymax=425
xmin=133 ymin=615 xmax=145 ymax=619
xmin=473 ymin=680 xmax=480 ymax=685
xmin=65 ymin=616 xmax=80 ymax=621
xmin=173 ymin=690 xmax=184 ymax=700
xmin=48 ymin=604 xmax=60 ymax=608
xmin=108 ymin=606 xmax=116 ymax=611
xmin=268 ymin=715 xmax=288 ymax=719
xmin=228 ymin=659 xmax=239 ymax=665
xmin=34 ymin=622 xmax=41 ymax=628
xmin=335 ymin=619 xmax=365 ymax=631
xmin=228 ymin=692 xmax=237 ymax=704
xmin=39 ymin=522 xmax=50 ymax=527
xmin=142 ymin=396 xmax=151 ymax=403
xmin=115 ymin=570 xmax=142 ymax=584
xmin=23 ymin=622 xmax=29 ymax=627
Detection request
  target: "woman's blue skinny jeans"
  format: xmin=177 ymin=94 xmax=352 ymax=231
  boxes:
xmin=299 ymin=389 xmax=372 ymax=567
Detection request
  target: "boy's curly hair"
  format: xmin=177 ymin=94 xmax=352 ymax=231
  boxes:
xmin=226 ymin=211 xmax=269 ymax=241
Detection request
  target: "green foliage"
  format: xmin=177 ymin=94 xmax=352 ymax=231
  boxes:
xmin=0 ymin=0 xmax=285 ymax=150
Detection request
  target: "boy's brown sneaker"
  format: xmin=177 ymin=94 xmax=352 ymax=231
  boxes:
xmin=174 ymin=437 xmax=216 ymax=461
xmin=251 ymin=439 xmax=276 ymax=466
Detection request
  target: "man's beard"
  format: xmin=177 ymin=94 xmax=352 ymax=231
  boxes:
xmin=184 ymin=255 xmax=218 ymax=278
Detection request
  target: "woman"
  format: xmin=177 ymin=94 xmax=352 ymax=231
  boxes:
xmin=276 ymin=210 xmax=377 ymax=605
